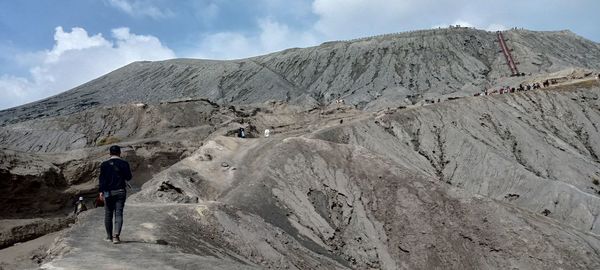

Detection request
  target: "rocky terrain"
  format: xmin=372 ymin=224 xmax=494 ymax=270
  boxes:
xmin=1 ymin=27 xmax=600 ymax=269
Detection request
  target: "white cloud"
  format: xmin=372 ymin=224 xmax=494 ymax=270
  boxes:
xmin=259 ymin=19 xmax=291 ymax=52
xmin=48 ymin=26 xmax=111 ymax=62
xmin=0 ymin=76 xmax=26 ymax=95
xmin=107 ymin=0 xmax=173 ymax=19
xmin=485 ymin=24 xmax=509 ymax=32
xmin=0 ymin=26 xmax=175 ymax=110
xmin=189 ymin=18 xmax=318 ymax=60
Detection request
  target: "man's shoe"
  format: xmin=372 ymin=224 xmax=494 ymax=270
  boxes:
xmin=105 ymin=236 xmax=112 ymax=242
xmin=113 ymin=235 xmax=121 ymax=244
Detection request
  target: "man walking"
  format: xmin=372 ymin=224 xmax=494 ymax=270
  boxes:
xmin=99 ymin=145 xmax=132 ymax=244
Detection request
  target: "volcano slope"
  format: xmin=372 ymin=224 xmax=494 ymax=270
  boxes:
xmin=1 ymin=27 xmax=600 ymax=126
xmin=34 ymin=80 xmax=600 ymax=270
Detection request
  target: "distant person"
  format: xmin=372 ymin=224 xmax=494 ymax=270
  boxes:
xmin=74 ymin=197 xmax=87 ymax=215
xmin=264 ymin=128 xmax=271 ymax=138
xmin=238 ymin=127 xmax=246 ymax=138
xmin=99 ymin=145 xmax=132 ymax=244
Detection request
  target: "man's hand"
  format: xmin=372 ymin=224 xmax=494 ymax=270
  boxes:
xmin=99 ymin=192 xmax=104 ymax=201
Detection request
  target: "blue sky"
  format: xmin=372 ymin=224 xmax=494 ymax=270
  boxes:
xmin=0 ymin=0 xmax=598 ymax=110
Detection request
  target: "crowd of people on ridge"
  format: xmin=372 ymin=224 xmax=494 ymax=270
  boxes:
xmin=474 ymin=79 xmax=559 ymax=97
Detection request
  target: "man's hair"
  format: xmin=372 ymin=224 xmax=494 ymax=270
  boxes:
xmin=109 ymin=145 xmax=121 ymax=155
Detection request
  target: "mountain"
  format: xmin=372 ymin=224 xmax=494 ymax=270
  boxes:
xmin=1 ymin=28 xmax=599 ymax=125
xmin=1 ymin=28 xmax=600 ymax=269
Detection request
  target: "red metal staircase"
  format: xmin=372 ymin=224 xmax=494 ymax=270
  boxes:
xmin=497 ymin=31 xmax=520 ymax=76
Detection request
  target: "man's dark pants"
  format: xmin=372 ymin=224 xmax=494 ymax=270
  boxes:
xmin=104 ymin=190 xmax=126 ymax=238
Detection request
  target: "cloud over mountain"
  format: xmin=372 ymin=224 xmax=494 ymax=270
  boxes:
xmin=0 ymin=26 xmax=174 ymax=109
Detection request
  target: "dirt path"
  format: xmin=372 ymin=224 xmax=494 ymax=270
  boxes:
xmin=40 ymin=204 xmax=259 ymax=270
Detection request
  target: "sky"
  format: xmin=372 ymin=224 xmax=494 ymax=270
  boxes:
xmin=0 ymin=0 xmax=598 ymax=110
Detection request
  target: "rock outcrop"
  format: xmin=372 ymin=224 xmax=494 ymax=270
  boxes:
xmin=0 ymin=217 xmax=74 ymax=249
xmin=0 ymin=150 xmax=68 ymax=218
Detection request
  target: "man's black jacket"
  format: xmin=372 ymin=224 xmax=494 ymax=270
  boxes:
xmin=99 ymin=157 xmax=132 ymax=192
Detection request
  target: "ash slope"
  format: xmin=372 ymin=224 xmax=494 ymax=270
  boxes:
xmin=2 ymin=28 xmax=600 ymax=125
xmin=43 ymin=83 xmax=600 ymax=270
